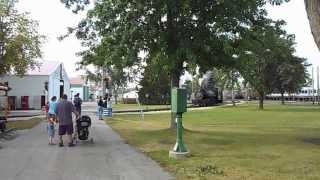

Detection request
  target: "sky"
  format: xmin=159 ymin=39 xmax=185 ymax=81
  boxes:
xmin=266 ymin=0 xmax=320 ymax=74
xmin=16 ymin=0 xmax=320 ymax=79
xmin=16 ymin=0 xmax=86 ymax=78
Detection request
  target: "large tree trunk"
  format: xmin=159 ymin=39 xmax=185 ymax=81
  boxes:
xmin=305 ymin=0 xmax=320 ymax=50
xmin=114 ymin=91 xmax=118 ymax=104
xmin=258 ymin=92 xmax=264 ymax=110
xmin=231 ymin=87 xmax=236 ymax=106
xmin=281 ymin=92 xmax=285 ymax=105
xmin=101 ymin=68 xmax=106 ymax=97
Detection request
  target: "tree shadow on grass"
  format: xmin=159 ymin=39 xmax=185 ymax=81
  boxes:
xmin=183 ymin=128 xmax=308 ymax=146
xmin=135 ymin=128 xmax=236 ymax=146
xmin=134 ymin=127 xmax=320 ymax=148
xmin=263 ymin=107 xmax=320 ymax=113
xmin=302 ymin=138 xmax=320 ymax=145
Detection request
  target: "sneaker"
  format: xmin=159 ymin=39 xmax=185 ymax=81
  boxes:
xmin=59 ymin=142 xmax=64 ymax=147
xmin=68 ymin=143 xmax=75 ymax=147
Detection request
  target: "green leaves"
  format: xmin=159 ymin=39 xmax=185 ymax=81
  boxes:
xmin=0 ymin=0 xmax=43 ymax=76
xmin=235 ymin=14 xmax=307 ymax=109
xmin=61 ymin=0 xmax=298 ymax=110
xmin=60 ymin=0 xmax=89 ymax=13
xmin=64 ymin=0 xmax=288 ymax=79
xmin=268 ymin=0 xmax=290 ymax=5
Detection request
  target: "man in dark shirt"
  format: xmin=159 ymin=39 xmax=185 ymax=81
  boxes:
xmin=56 ymin=94 xmax=78 ymax=147
xmin=73 ymin=93 xmax=82 ymax=115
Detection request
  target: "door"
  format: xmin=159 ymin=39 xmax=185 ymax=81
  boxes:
xmin=21 ymin=96 xmax=29 ymax=110
xmin=8 ymin=96 xmax=16 ymax=110
xmin=41 ymin=96 xmax=46 ymax=108
xmin=60 ymin=80 xmax=64 ymax=98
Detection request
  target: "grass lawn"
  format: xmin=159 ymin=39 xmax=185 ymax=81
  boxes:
xmin=107 ymin=103 xmax=320 ymax=180
xmin=113 ymin=103 xmax=170 ymax=111
xmin=7 ymin=117 xmax=44 ymax=130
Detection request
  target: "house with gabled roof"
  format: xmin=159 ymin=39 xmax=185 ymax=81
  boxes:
xmin=0 ymin=61 xmax=70 ymax=110
xmin=70 ymin=76 xmax=90 ymax=102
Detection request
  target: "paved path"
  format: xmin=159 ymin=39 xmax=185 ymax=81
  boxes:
xmin=0 ymin=114 xmax=174 ymax=180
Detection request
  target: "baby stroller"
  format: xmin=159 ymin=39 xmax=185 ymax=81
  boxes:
xmin=74 ymin=115 xmax=94 ymax=143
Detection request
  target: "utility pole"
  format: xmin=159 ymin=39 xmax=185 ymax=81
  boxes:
xmin=312 ymin=67 xmax=315 ymax=104
xmin=317 ymin=66 xmax=320 ymax=104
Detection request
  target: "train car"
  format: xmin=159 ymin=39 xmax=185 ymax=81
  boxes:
xmin=266 ymin=87 xmax=319 ymax=102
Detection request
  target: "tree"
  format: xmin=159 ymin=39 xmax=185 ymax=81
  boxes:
xmin=138 ymin=61 xmax=171 ymax=105
xmin=81 ymin=65 xmax=129 ymax=104
xmin=61 ymin=0 xmax=289 ymax=128
xmin=109 ymin=67 xmax=129 ymax=104
xmin=305 ymin=0 xmax=320 ymax=50
xmin=273 ymin=57 xmax=309 ymax=105
xmin=237 ymin=17 xmax=298 ymax=110
xmin=0 ymin=0 xmax=43 ymax=76
xmin=214 ymin=68 xmax=241 ymax=106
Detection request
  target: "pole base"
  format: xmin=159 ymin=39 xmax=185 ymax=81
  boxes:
xmin=169 ymin=150 xmax=190 ymax=159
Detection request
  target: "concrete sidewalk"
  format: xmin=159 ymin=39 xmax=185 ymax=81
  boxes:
xmin=0 ymin=114 xmax=174 ymax=180
xmin=6 ymin=110 xmax=44 ymax=118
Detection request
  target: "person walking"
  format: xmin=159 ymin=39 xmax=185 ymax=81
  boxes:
xmin=97 ymin=96 xmax=103 ymax=120
xmin=107 ymin=97 xmax=113 ymax=117
xmin=47 ymin=96 xmax=58 ymax=145
xmin=102 ymin=96 xmax=108 ymax=117
xmin=56 ymin=94 xmax=79 ymax=147
xmin=73 ymin=93 xmax=82 ymax=115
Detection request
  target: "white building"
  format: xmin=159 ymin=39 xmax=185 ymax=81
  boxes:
xmin=0 ymin=61 xmax=70 ymax=110
xmin=70 ymin=77 xmax=90 ymax=102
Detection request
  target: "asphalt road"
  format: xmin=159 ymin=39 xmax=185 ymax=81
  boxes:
xmin=0 ymin=114 xmax=174 ymax=180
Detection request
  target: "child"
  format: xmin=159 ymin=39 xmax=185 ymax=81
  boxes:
xmin=47 ymin=96 xmax=58 ymax=145
xmin=47 ymin=115 xmax=55 ymax=145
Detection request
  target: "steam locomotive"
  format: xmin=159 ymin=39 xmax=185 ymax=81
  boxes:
xmin=191 ymin=71 xmax=223 ymax=106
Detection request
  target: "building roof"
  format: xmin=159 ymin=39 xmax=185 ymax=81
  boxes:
xmin=70 ymin=77 xmax=85 ymax=85
xmin=28 ymin=61 xmax=61 ymax=76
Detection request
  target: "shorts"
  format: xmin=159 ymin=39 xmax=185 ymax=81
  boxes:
xmin=75 ymin=106 xmax=81 ymax=115
xmin=47 ymin=124 xmax=55 ymax=137
xmin=58 ymin=124 xmax=74 ymax=135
